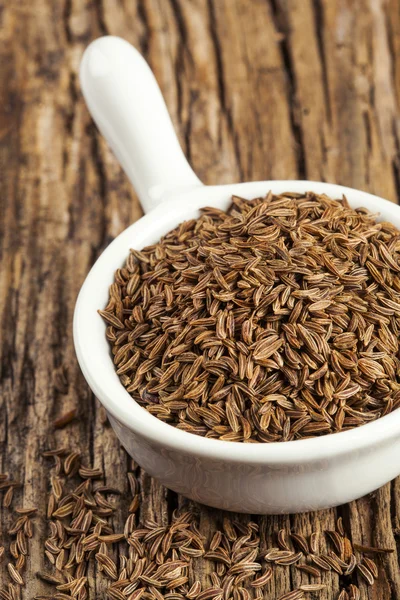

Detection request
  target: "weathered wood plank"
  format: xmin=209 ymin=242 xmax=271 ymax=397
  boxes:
xmin=0 ymin=1 xmax=399 ymax=598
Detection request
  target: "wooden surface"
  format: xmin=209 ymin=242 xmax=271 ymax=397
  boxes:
xmin=0 ymin=0 xmax=400 ymax=598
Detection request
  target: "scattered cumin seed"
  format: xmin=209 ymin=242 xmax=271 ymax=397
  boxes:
xmin=53 ymin=408 xmax=77 ymax=429
xmin=277 ymin=590 xmax=304 ymax=600
xmin=298 ymin=584 xmax=327 ymax=591
xmin=320 ymin=553 xmax=343 ymax=574
xmin=78 ymin=466 xmax=103 ymax=479
xmin=3 ymin=487 xmax=14 ymax=509
xmin=325 ymin=530 xmax=344 ymax=556
xmin=343 ymin=537 xmax=353 ymax=562
xmin=356 ymin=562 xmax=375 ymax=585
xmin=250 ymin=569 xmax=272 ymax=587
xmin=290 ymin=533 xmax=309 ymax=554
xmin=348 ymin=584 xmax=361 ymax=600
xmin=362 ymin=556 xmax=378 ymax=578
xmin=344 ymin=554 xmax=357 ymax=576
xmin=129 ymin=495 xmax=140 ymax=513
xmin=295 ymin=564 xmax=321 ymax=577
xmin=309 ymin=532 xmax=319 ymax=554
xmin=275 ymin=551 xmax=303 ymax=566
xmin=336 ymin=517 xmax=345 ymax=537
xmin=15 ymin=507 xmax=37 ymax=516
xmin=7 ymin=563 xmax=24 ymax=585
xmin=277 ymin=529 xmax=290 ymax=551
xmin=310 ymin=555 xmax=331 ymax=571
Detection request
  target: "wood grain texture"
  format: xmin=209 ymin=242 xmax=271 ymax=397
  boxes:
xmin=0 ymin=0 xmax=399 ymax=598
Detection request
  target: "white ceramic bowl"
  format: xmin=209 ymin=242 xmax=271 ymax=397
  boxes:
xmin=74 ymin=36 xmax=400 ymax=514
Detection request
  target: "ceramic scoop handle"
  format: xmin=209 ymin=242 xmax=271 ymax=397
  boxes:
xmin=80 ymin=36 xmax=201 ymax=213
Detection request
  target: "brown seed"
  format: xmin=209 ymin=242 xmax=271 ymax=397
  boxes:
xmin=107 ymin=589 xmax=126 ymax=600
xmin=186 ymin=581 xmax=202 ymax=599
xmin=8 ymin=516 xmax=27 ymax=535
xmin=78 ymin=466 xmax=103 ymax=479
xmin=95 ymin=553 xmax=118 ymax=580
xmin=129 ymin=495 xmax=140 ymax=513
xmin=343 ymin=537 xmax=353 ymax=562
xmin=250 ymin=568 xmax=272 ymax=587
xmin=319 ymin=553 xmax=343 ymax=574
xmin=277 ymin=529 xmax=290 ymax=551
xmin=265 ymin=549 xmax=293 ymax=561
xmin=356 ymin=563 xmax=375 ymax=585
xmin=9 ymin=541 xmax=18 ymax=560
xmin=344 ymin=554 xmax=357 ymax=576
xmin=52 ymin=503 xmax=75 ymax=518
xmin=325 ymin=530 xmax=344 ymax=555
xmin=328 ymin=550 xmax=347 ymax=569
xmin=298 ymin=585 xmax=326 ymax=592
xmin=310 ymin=555 xmax=331 ymax=571
xmin=228 ymin=562 xmax=262 ymax=575
xmin=290 ymin=533 xmax=309 ymax=554
xmin=338 ymin=590 xmax=349 ymax=600
xmin=127 ymin=473 xmax=138 ymax=497
xmin=362 ymin=557 xmax=378 ymax=578
xmin=196 ymin=588 xmax=224 ymax=600
xmin=51 ymin=477 xmax=63 ymax=501
xmin=64 ymin=452 xmax=81 ymax=476
xmin=348 ymin=584 xmax=361 ymax=600
xmin=7 ymin=564 xmax=24 ymax=585
xmin=16 ymin=531 xmax=27 ymax=555
xmin=54 ymin=456 xmax=62 ymax=476
xmin=98 ymin=310 xmax=125 ymax=329
xmin=15 ymin=507 xmax=37 ymax=516
xmin=210 ymin=532 xmax=222 ymax=552
xmin=70 ymin=577 xmax=87 ymax=596
xmin=277 ymin=591 xmax=304 ymax=600
xmin=3 ymin=487 xmax=14 ymax=508
xmin=275 ymin=551 xmax=303 ymax=566
xmin=309 ymin=532 xmax=319 ymax=554
xmin=127 ymin=591 xmax=146 ymax=600
xmin=295 ymin=564 xmax=321 ymax=577
xmin=53 ymin=409 xmax=78 ymax=429
xmin=55 ymin=549 xmax=67 ymax=571
xmin=222 ymin=519 xmax=237 ymax=541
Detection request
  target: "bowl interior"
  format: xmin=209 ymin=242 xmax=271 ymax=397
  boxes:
xmin=73 ymin=180 xmax=400 ymax=463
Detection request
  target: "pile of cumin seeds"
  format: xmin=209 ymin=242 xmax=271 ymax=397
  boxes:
xmin=0 ymin=469 xmax=36 ymax=600
xmin=39 ymin=449 xmax=208 ymax=600
xmin=0 ymin=449 xmax=395 ymax=600
xmin=34 ymin=448 xmax=394 ymax=600
xmin=100 ymin=191 xmax=400 ymax=442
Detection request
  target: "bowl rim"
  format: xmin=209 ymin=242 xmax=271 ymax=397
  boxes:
xmin=73 ymin=179 xmax=400 ymax=465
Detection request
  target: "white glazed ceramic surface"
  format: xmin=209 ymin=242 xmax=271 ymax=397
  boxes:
xmin=74 ymin=36 xmax=400 ymax=514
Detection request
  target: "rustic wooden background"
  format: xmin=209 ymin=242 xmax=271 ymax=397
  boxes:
xmin=1 ymin=0 xmax=400 ymax=598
